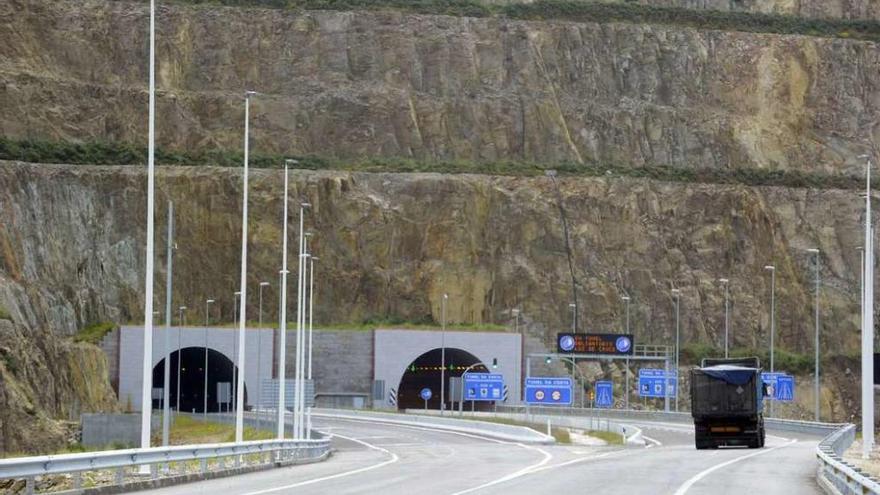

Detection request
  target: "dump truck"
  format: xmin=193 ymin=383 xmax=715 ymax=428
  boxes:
xmin=690 ymin=357 xmax=767 ymax=449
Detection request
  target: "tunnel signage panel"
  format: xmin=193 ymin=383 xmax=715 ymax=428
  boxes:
xmin=525 ymin=377 xmax=572 ymax=405
xmin=557 ymin=333 xmax=634 ymax=355
xmin=463 ymin=373 xmax=504 ymax=401
xmin=595 ymin=381 xmax=613 ymax=408
xmin=638 ymin=369 xmax=677 ymax=398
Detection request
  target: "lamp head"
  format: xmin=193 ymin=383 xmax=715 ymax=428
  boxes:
xmin=260 ymin=282 xmax=270 ymax=287
xmin=207 ymin=299 xmax=215 ymax=304
xmin=764 ymin=265 xmax=775 ymax=271
xmin=807 ymin=248 xmax=820 ymax=254
xmin=179 ymin=306 xmax=187 ymax=310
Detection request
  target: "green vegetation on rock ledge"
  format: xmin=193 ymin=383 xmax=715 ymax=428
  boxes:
xmin=152 ymin=0 xmax=880 ymax=41
xmin=0 ymin=137 xmax=870 ymax=190
xmin=73 ymin=322 xmax=117 ymax=345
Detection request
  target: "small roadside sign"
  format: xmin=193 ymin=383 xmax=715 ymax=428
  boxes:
xmin=595 ymin=381 xmax=613 ymax=408
xmin=419 ymin=388 xmax=432 ymax=401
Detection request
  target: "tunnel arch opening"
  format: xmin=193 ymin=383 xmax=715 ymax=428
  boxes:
xmin=151 ymin=347 xmax=247 ymax=414
xmin=396 ymin=347 xmax=490 ymax=411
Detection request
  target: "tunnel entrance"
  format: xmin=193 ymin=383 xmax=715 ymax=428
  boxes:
xmin=397 ymin=348 xmax=489 ymax=411
xmin=151 ymin=347 xmax=247 ymax=414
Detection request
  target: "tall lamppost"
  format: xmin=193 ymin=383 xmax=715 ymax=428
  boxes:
xmin=671 ymin=288 xmax=681 ymax=412
xmin=233 ymin=291 xmax=241 ymax=414
xmin=139 ymin=0 xmax=158 ymax=456
xmin=293 ymin=203 xmax=310 ymax=439
xmin=511 ymin=308 xmax=521 ymax=403
xmin=805 ymin=248 xmax=821 ymax=421
xmin=307 ymin=256 xmax=318 ymax=438
xmin=764 ymin=264 xmax=776 ymax=418
xmin=860 ymin=154 xmax=875 ymax=459
xmin=176 ymin=305 xmax=186 ymax=414
xmin=257 ymin=281 xmax=269 ymax=428
xmin=569 ymin=303 xmax=576 ymax=332
xmin=622 ymin=294 xmax=631 ymax=410
xmin=440 ymin=293 xmax=448 ymax=414
xmin=276 ymin=161 xmax=293 ymax=439
xmin=203 ymin=299 xmax=215 ymax=417
xmin=718 ymin=278 xmax=730 ymax=358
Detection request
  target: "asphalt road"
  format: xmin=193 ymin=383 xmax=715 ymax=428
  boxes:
xmin=138 ymin=416 xmax=822 ymax=495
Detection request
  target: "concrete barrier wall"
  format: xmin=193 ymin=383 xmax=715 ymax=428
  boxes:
xmin=81 ymin=413 xmax=161 ymax=447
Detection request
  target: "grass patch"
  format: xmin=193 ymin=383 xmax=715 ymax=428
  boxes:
xmin=1 ymin=137 xmax=872 ymax=190
xmin=0 ymin=306 xmax=10 ymax=321
xmin=160 ymin=415 xmax=273 ymax=445
xmin=583 ymin=429 xmax=624 ymax=444
xmin=73 ymin=322 xmax=117 ymax=345
xmin=126 ymin=0 xmax=880 ymax=42
xmin=450 ymin=415 xmax=571 ymax=443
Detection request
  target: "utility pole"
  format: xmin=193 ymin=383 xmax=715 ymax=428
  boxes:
xmin=671 ymin=289 xmax=681 ymax=413
xmin=441 ymin=293 xmax=448 ymax=414
xmin=861 ymin=155 xmax=875 ymax=459
xmin=139 ymin=0 xmax=158 ymax=460
xmin=176 ymin=305 xmax=186 ymax=415
xmin=622 ymin=294 xmax=630 ymax=410
xmin=162 ymin=201 xmax=174 ymax=446
xmin=764 ymin=265 xmax=776 ymax=418
xmin=718 ymin=278 xmax=730 ymax=358
xmin=807 ymin=248 xmax=820 ymax=421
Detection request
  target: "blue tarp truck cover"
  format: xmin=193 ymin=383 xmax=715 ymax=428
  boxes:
xmin=700 ymin=365 xmax=759 ymax=386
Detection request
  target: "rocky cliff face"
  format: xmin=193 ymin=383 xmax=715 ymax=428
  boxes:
xmin=604 ymin=0 xmax=880 ymax=21
xmin=0 ymin=161 xmax=867 ymax=355
xmin=1 ymin=0 xmax=880 ymax=174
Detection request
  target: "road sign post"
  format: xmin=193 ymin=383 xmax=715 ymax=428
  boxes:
xmin=420 ymin=388 xmax=432 ymax=411
xmin=638 ymin=369 xmax=677 ymax=400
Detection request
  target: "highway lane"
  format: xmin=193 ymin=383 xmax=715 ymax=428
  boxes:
xmin=137 ymin=417 xmax=822 ymax=495
xmin=477 ymin=421 xmax=822 ymax=495
xmin=137 ymin=416 xmax=612 ymax=495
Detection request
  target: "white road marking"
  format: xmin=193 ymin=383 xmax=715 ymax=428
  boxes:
xmin=240 ymin=431 xmax=399 ymax=495
xmin=643 ymin=435 xmax=663 ymax=447
xmin=526 ymin=450 xmax=631 ymax=474
xmin=449 ymin=443 xmax=553 ymax=495
xmin=671 ymin=439 xmax=797 ymax=495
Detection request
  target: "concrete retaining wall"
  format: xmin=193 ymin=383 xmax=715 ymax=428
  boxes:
xmin=81 ymin=413 xmax=161 ymax=448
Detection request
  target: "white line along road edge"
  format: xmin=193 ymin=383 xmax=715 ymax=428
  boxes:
xmin=671 ymin=439 xmax=798 ymax=495
xmin=242 ymin=432 xmax=399 ymax=495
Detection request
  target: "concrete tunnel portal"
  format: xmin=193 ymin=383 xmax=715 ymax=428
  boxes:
xmin=396 ymin=347 xmax=490 ymax=411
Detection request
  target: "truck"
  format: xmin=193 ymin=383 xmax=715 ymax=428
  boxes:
xmin=690 ymin=357 xmax=768 ymax=449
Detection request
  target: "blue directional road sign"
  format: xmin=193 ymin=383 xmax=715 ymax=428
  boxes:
xmin=419 ymin=388 xmax=432 ymax=401
xmin=525 ymin=377 xmax=572 ymax=405
xmin=595 ymin=381 xmax=613 ymax=408
xmin=761 ymin=372 xmax=784 ymax=400
xmin=463 ymin=373 xmax=504 ymax=401
xmin=774 ymin=375 xmax=794 ymax=402
xmin=638 ymin=369 xmax=677 ymax=398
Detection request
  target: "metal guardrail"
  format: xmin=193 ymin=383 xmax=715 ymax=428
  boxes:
xmin=816 ymin=424 xmax=880 ymax=495
xmin=0 ymin=414 xmax=331 ymax=494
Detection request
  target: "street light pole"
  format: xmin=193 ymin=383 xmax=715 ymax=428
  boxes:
xmin=258 ymin=281 xmax=269 ymax=430
xmin=861 ymin=155 xmax=875 ymax=459
xmin=294 ymin=203 xmax=310 ymax=439
xmin=569 ymin=303 xmax=576 ymax=333
xmin=622 ymin=295 xmax=630 ymax=410
xmin=307 ymin=256 xmax=318 ymax=438
xmin=441 ymin=293 xmax=448 ymax=414
xmin=176 ymin=306 xmax=186 ymax=415
xmin=162 ymin=201 xmax=174 ymax=447
xmin=764 ymin=264 xmax=776 ymax=418
xmin=297 ymin=233 xmax=312 ymax=440
xmin=233 ymin=291 xmax=240 ymax=415
xmin=718 ymin=278 xmax=730 ymax=358
xmin=139 ymin=0 xmax=158 ymax=457
xmin=512 ymin=309 xmax=521 ymax=403
xmin=277 ymin=162 xmax=293 ymax=439
xmin=203 ymin=299 xmax=215 ymax=417
xmin=807 ymin=249 xmax=820 ymax=421
xmin=671 ymin=289 xmax=680 ymax=412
